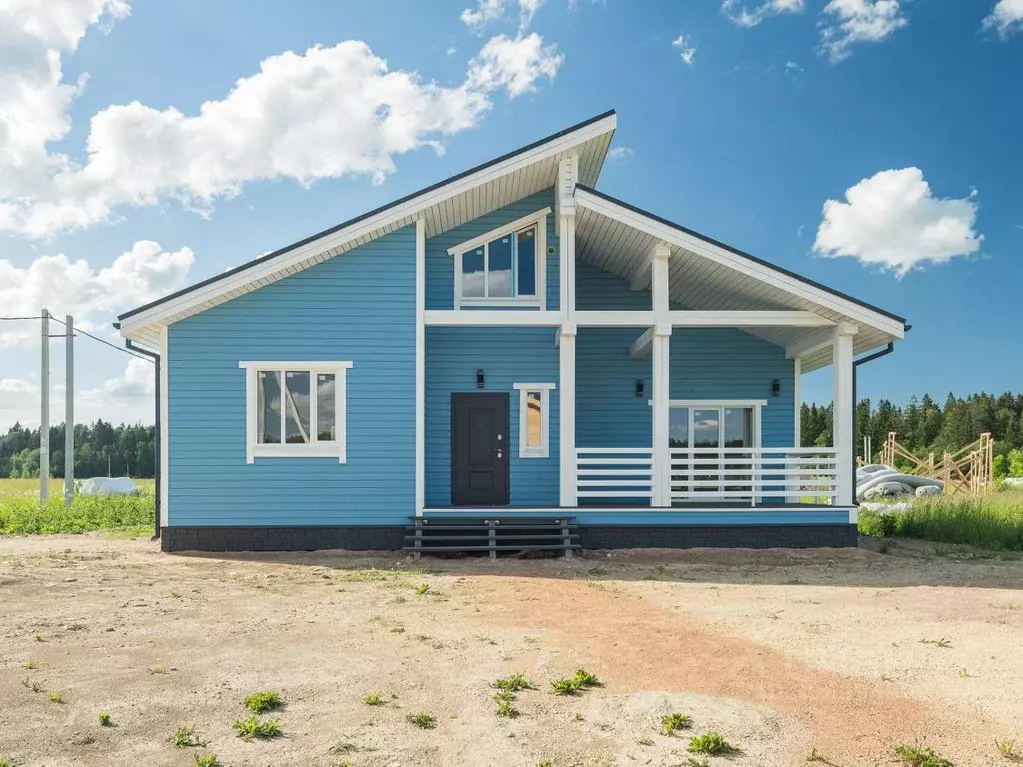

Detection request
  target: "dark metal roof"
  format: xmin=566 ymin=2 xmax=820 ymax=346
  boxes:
xmin=575 ymin=184 xmax=908 ymax=329
xmin=118 ymin=109 xmax=617 ymax=322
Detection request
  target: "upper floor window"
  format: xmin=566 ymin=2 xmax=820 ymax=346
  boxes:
xmin=449 ymin=207 xmax=549 ymax=309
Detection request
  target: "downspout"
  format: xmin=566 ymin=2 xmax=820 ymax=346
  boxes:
xmin=125 ymin=338 xmax=161 ymax=540
xmin=850 ymin=325 xmax=909 ymax=505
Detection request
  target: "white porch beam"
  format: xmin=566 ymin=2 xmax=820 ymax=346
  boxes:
xmin=786 ymin=322 xmax=858 ymax=360
xmin=629 ymin=327 xmax=656 ymax=359
xmin=832 ymin=329 xmax=855 ymax=507
xmin=425 ymin=310 xmax=563 ymax=326
xmin=576 ymin=310 xmax=656 ymax=327
xmin=650 ymin=242 xmax=671 ymax=506
xmin=415 ymin=218 xmax=426 ymax=517
xmin=672 ymin=310 xmax=835 ymax=327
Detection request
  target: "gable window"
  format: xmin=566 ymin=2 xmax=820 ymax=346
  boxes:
xmin=514 ymin=382 xmax=555 ymax=458
xmin=450 ymin=207 xmax=549 ymax=309
xmin=239 ymin=361 xmax=352 ymax=463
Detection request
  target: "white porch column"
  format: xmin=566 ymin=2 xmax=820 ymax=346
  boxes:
xmin=787 ymin=356 xmax=802 ymax=504
xmin=832 ymin=324 xmax=857 ymax=506
xmin=650 ymin=242 xmax=672 ymax=507
xmin=558 ymin=156 xmax=578 ymax=507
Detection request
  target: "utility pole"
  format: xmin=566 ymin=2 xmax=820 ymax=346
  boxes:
xmin=40 ymin=309 xmax=50 ymax=502
xmin=65 ymin=315 xmax=74 ymax=506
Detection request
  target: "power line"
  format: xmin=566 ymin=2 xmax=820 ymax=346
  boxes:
xmin=0 ymin=314 xmax=152 ymax=363
xmin=0 ymin=315 xmax=45 ymax=321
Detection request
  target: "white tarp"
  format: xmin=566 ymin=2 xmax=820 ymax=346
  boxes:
xmin=855 ymin=464 xmax=943 ymax=502
xmin=78 ymin=477 xmax=139 ymax=496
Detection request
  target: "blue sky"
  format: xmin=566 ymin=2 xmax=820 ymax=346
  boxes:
xmin=0 ymin=0 xmax=1020 ymax=429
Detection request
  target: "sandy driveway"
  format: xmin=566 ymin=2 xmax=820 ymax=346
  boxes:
xmin=1 ymin=536 xmax=1020 ymax=766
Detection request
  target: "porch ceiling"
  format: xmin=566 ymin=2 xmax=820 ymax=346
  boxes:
xmin=574 ymin=202 xmax=904 ymax=373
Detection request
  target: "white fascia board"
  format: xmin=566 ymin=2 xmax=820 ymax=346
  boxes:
xmin=425 ymin=310 xmax=564 ymax=326
xmin=575 ymin=188 xmax=905 ymax=338
xmin=447 ymin=207 xmax=551 ymax=255
xmin=668 ymin=310 xmax=836 ymax=327
xmin=120 ymin=114 xmax=617 ymax=335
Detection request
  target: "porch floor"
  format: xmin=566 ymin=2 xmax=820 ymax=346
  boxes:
xmin=425 ymin=502 xmax=845 ymax=511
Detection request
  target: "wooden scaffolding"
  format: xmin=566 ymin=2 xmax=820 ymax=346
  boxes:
xmin=880 ymin=432 xmax=994 ymax=495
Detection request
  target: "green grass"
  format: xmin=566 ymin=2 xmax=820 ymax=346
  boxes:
xmin=550 ymin=668 xmax=601 ymax=695
xmin=98 ymin=713 xmax=112 ymax=726
xmin=491 ymin=672 xmax=535 ymax=692
xmin=364 ymin=691 xmax=385 ymax=706
xmin=231 ymin=715 xmax=282 ymax=741
xmin=859 ymin=494 xmax=1023 ymax=551
xmin=170 ymin=725 xmax=209 ymax=748
xmin=193 ymin=755 xmax=220 ymax=767
xmin=892 ymin=743 xmax=954 ymax=767
xmin=688 ymin=732 xmax=739 ymax=755
xmin=0 ymin=482 xmax=155 ymax=536
xmin=996 ymin=740 xmax=1016 ymax=759
xmin=407 ymin=713 xmax=437 ymax=729
xmin=494 ymin=698 xmax=519 ymax=717
xmin=47 ymin=692 xmax=63 ymax=704
xmin=661 ymin=712 xmax=693 ymax=735
xmin=243 ymin=690 xmax=283 ymax=714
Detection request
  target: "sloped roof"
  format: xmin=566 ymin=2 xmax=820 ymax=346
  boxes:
xmin=118 ymin=110 xmax=618 ymax=347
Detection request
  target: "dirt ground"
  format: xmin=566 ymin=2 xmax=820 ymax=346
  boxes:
xmin=1 ymin=536 xmax=1021 ymax=767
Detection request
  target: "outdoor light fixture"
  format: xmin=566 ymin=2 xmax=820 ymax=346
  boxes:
xmin=476 ymin=369 xmax=485 ymax=389
xmin=636 ymin=379 xmax=644 ymax=398
xmin=772 ymin=378 xmax=781 ymax=397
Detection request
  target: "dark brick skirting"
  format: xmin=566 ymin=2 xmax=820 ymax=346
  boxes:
xmin=162 ymin=523 xmax=857 ymax=552
xmin=576 ymin=524 xmax=859 ymax=550
xmin=160 ymin=526 xmax=405 ymax=552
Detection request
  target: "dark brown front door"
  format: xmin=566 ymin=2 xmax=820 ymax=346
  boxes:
xmin=451 ymin=393 xmax=510 ymax=506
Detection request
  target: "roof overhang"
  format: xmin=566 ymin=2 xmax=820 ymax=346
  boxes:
xmin=118 ymin=111 xmax=618 ymax=347
xmin=574 ymin=185 xmax=907 ymax=373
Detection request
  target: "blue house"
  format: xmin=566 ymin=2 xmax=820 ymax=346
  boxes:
xmin=117 ymin=111 xmax=907 ymax=553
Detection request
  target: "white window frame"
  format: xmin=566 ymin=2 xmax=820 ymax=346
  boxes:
xmin=513 ymin=382 xmax=556 ymax=458
xmin=239 ymin=361 xmax=353 ymax=464
xmin=660 ymin=399 xmax=767 ymax=449
xmin=449 ymin=207 xmax=550 ymax=310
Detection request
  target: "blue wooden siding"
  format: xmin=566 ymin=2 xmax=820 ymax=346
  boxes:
xmin=167 ymin=227 xmax=416 ymax=526
xmin=426 ymin=188 xmax=559 ymax=310
xmin=425 ymin=326 xmax=560 ymax=507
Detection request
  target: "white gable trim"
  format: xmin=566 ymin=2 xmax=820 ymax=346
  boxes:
xmin=119 ymin=114 xmax=617 ymax=336
xmin=574 ymin=187 xmax=905 ymax=339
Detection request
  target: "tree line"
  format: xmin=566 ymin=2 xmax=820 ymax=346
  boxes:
xmin=1 ymin=421 xmax=156 ymax=479
xmin=802 ymin=391 xmax=1023 ymax=461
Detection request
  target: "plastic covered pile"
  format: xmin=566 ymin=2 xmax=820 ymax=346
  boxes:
xmin=77 ymin=477 xmax=139 ymax=496
xmin=856 ymin=464 xmax=943 ymax=502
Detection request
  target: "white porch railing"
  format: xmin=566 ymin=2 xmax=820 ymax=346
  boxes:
xmin=669 ymin=447 xmax=839 ymax=505
xmin=574 ymin=447 xmax=654 ymax=502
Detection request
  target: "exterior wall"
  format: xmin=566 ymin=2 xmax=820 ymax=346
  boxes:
xmin=167 ymin=227 xmax=416 ymax=527
xmin=425 ymin=326 xmax=560 ymax=507
xmin=426 ymin=188 xmax=559 ymax=310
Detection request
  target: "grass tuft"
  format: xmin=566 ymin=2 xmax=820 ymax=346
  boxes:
xmin=494 ymin=698 xmax=519 ymax=718
xmin=243 ymin=690 xmax=283 ymax=714
xmin=47 ymin=692 xmax=64 ymax=704
xmin=407 ymin=713 xmax=436 ymax=729
xmin=893 ymin=743 xmax=955 ymax=767
xmin=21 ymin=678 xmax=44 ymax=693
xmin=413 ymin=583 xmax=431 ymax=595
xmin=996 ymin=740 xmax=1017 ymax=759
xmin=492 ymin=672 xmax=534 ymax=692
xmin=550 ymin=668 xmax=601 ymax=695
xmin=661 ymin=712 xmax=693 ymax=735
xmin=232 ymin=715 xmax=282 ymax=741
xmin=193 ymin=755 xmax=220 ymax=767
xmin=364 ymin=691 xmax=385 ymax=706
xmin=170 ymin=725 xmax=209 ymax=749
xmin=688 ymin=732 xmax=739 ymax=755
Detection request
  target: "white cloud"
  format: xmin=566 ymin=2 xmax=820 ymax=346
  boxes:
xmin=0 ymin=1 xmax=129 ymax=216
xmin=818 ymin=0 xmax=908 ymax=62
xmin=607 ymin=146 xmax=633 ymax=160
xmin=0 ymin=359 xmax=156 ymax=429
xmin=983 ymin=0 xmax=1023 ymax=36
xmin=721 ymin=0 xmax=804 ymax=27
xmin=672 ymin=33 xmax=697 ymax=65
xmin=460 ymin=0 xmax=546 ymax=32
xmin=813 ymin=167 xmax=983 ymax=278
xmin=1 ymin=28 xmax=565 ymax=238
xmin=466 ymin=33 xmax=563 ymax=98
xmin=0 ymin=240 xmax=194 ymax=347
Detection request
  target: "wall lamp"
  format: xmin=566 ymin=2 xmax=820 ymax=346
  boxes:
xmin=476 ymin=369 xmax=485 ymax=389
xmin=772 ymin=378 xmax=781 ymax=397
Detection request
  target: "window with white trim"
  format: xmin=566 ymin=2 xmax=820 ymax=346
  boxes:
xmin=450 ymin=208 xmax=549 ymax=309
xmin=239 ymin=361 xmax=352 ymax=463
xmin=514 ymin=382 xmax=555 ymax=458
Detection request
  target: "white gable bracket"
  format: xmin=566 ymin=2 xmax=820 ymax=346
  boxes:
xmin=786 ymin=322 xmax=858 ymax=359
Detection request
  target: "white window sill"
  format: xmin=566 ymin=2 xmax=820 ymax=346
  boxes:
xmin=250 ymin=444 xmax=345 ymax=463
xmin=459 ymin=298 xmax=542 ymax=308
xmin=520 ymin=449 xmax=549 ymax=459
